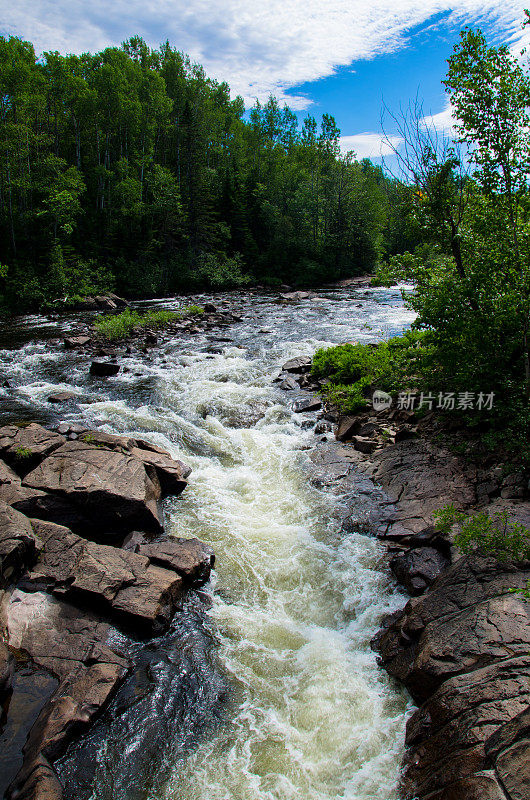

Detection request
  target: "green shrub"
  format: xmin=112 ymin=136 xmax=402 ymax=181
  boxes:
xmin=434 ymin=504 xmax=530 ymax=561
xmin=311 ymin=330 xmax=430 ymax=413
xmin=14 ymin=447 xmax=33 ymax=460
xmin=94 ymin=305 xmax=204 ymax=340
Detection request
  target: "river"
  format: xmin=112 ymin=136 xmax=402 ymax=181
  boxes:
xmin=0 ymin=285 xmax=416 ymax=800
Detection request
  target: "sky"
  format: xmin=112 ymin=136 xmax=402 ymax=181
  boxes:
xmin=1 ymin=1 xmax=529 ymax=159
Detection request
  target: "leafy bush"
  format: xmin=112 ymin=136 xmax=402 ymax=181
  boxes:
xmin=434 ymin=504 xmax=530 ymax=561
xmin=94 ymin=305 xmax=203 ymax=340
xmin=195 ymin=253 xmax=250 ymax=289
xmin=311 ymin=330 xmax=429 ymax=413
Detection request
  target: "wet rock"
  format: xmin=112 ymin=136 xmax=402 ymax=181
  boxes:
xmin=314 ymin=420 xmax=333 ymax=435
xmin=0 ymin=502 xmax=40 ymax=586
xmin=24 ymin=520 xmax=183 ymax=631
xmin=22 ymin=441 xmax=163 ymax=533
xmin=204 ymin=303 xmax=217 ymax=313
xmin=89 ymin=361 xmax=120 ymax=377
xmin=0 ymin=425 xmax=66 ymax=473
xmin=47 ymin=392 xmax=76 ymax=404
xmin=63 ymin=336 xmax=91 ymax=350
xmin=281 ymin=356 xmax=312 ymax=374
xmin=390 ymin=547 xmax=449 ymax=595
xmin=279 ymin=376 xmax=299 ymax=391
xmin=279 ymin=291 xmax=313 ymax=302
xmin=292 ymin=397 xmax=322 ymax=413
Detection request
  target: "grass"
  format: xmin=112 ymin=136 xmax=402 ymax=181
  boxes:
xmin=94 ymin=305 xmax=204 ymax=340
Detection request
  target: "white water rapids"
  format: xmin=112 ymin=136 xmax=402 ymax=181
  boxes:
xmin=0 ymin=286 xmax=416 ymax=800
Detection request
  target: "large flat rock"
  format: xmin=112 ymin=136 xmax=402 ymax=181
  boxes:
xmin=23 ymin=442 xmax=163 ymax=533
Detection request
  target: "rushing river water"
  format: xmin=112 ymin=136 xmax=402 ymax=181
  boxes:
xmin=0 ymin=286 xmax=416 ymax=800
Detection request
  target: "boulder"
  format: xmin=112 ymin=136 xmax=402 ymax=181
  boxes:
xmin=279 ymin=376 xmax=299 ymax=391
xmin=390 ymin=547 xmax=449 ymax=595
xmin=281 ymin=356 xmax=312 ymax=374
xmin=25 ymin=520 xmax=183 ymax=631
xmin=95 ymin=296 xmax=117 ymax=310
xmin=63 ymin=336 xmax=91 ymax=350
xmin=0 ymin=425 xmax=66 ymax=472
xmin=204 ymin=303 xmax=217 ymax=313
xmin=47 ymin=392 xmax=76 ymax=404
xmin=279 ymin=291 xmax=313 ymax=302
xmin=292 ymin=397 xmax=322 ymax=413
xmin=335 ymin=416 xmax=361 ymax=442
xmin=136 ymin=537 xmax=214 ymax=586
xmin=89 ymin=361 xmax=120 ymax=377
xmin=0 ymin=502 xmax=40 ymax=586
xmin=22 ymin=441 xmax=163 ymax=533
xmin=352 ymin=435 xmax=378 ymax=454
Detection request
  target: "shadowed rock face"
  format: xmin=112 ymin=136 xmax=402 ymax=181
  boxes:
xmin=374 ymin=548 xmax=530 ymax=799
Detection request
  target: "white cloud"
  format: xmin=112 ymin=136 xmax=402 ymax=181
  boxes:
xmin=340 ymin=133 xmax=403 ymax=158
xmin=1 ymin=1 xmax=528 ymax=107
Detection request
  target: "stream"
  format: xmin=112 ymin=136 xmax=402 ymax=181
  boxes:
xmin=0 ymin=285 xmax=416 ymax=800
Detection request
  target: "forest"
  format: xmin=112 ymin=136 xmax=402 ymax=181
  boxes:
xmin=0 ymin=35 xmax=414 ymax=308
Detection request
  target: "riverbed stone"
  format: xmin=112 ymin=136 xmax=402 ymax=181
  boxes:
xmin=281 ymin=356 xmax=312 ymax=373
xmin=292 ymin=397 xmax=322 ymax=413
xmin=22 ymin=441 xmax=163 ymax=533
xmin=89 ymin=361 xmax=120 ymax=377
xmin=63 ymin=336 xmax=91 ymax=350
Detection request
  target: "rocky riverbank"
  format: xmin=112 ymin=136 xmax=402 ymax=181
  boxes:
xmin=278 ymin=354 xmax=530 ymax=800
xmin=0 ymin=421 xmax=214 ymax=800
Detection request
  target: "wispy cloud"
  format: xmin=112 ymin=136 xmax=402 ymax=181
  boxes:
xmin=1 ymin=1 xmax=528 ymax=107
xmin=340 ymin=133 xmax=403 ymax=159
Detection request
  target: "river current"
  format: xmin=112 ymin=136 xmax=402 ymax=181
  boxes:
xmin=0 ymin=286 xmax=416 ymax=800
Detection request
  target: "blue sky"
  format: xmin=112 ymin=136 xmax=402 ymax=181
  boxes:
xmin=2 ymin=1 xmax=529 ymax=158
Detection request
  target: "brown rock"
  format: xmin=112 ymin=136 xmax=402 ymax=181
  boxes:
xmin=0 ymin=502 xmax=40 ymax=586
xmin=25 ymin=519 xmax=183 ymax=631
xmin=137 ymin=537 xmax=214 ymax=586
xmin=352 ymin=435 xmax=378 ymax=454
xmin=23 ymin=441 xmax=163 ymax=533
xmin=334 ymin=416 xmax=361 ymax=442
xmin=47 ymin=393 xmax=76 ymax=404
xmin=0 ymin=425 xmax=66 ymax=472
xmin=63 ymin=336 xmax=91 ymax=350
xmin=5 ymin=589 xmax=130 ymax=800
xmin=129 ymin=447 xmax=191 ymax=495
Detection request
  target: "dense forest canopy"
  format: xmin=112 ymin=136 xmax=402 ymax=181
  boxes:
xmin=0 ymin=35 xmax=415 ymax=308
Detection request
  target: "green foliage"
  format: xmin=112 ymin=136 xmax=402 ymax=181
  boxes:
xmin=195 ymin=253 xmax=250 ymax=289
xmin=14 ymin=447 xmax=32 ymax=460
xmin=0 ymin=34 xmax=405 ymax=308
xmin=509 ymin=580 xmax=530 ymax=601
xmin=312 ymin=330 xmax=429 ymax=413
xmin=434 ymin=505 xmax=530 ymax=561
xmin=94 ymin=305 xmax=203 ymax=339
